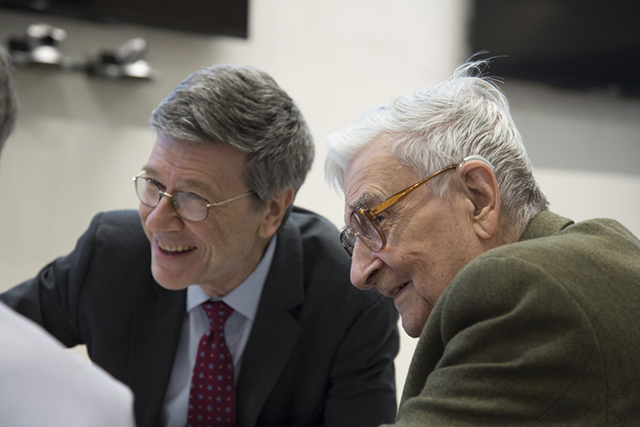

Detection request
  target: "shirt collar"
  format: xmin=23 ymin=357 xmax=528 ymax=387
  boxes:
xmin=186 ymin=236 xmax=277 ymax=321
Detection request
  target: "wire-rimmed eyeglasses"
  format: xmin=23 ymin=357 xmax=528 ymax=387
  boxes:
xmin=340 ymin=155 xmax=494 ymax=257
xmin=133 ymin=173 xmax=254 ymax=222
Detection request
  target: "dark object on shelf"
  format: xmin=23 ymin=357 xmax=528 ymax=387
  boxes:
xmin=85 ymin=37 xmax=157 ymax=80
xmin=8 ymin=22 xmax=69 ymax=68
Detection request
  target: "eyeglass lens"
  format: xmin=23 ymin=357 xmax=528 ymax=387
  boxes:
xmin=135 ymin=177 xmax=160 ymax=208
xmin=134 ymin=177 xmax=208 ymax=221
xmin=352 ymin=211 xmax=384 ymax=252
xmin=339 ymin=211 xmax=385 ymax=257
xmin=340 ymin=228 xmax=357 ymax=256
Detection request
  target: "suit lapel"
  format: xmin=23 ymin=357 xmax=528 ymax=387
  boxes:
xmin=236 ymin=220 xmax=305 ymax=427
xmin=130 ymin=283 xmax=187 ymax=427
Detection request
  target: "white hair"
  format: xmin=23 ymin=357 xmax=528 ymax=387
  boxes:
xmin=325 ymin=59 xmax=548 ymax=230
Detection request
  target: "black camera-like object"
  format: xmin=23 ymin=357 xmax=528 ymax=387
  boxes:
xmin=8 ymin=23 xmax=68 ymax=68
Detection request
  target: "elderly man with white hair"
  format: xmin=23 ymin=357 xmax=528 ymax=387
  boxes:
xmin=326 ymin=60 xmax=640 ymax=426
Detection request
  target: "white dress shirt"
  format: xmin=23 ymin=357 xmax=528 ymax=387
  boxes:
xmin=161 ymin=236 xmax=276 ymax=427
xmin=0 ymin=301 xmax=135 ymax=427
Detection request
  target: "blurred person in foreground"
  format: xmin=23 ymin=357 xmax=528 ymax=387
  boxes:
xmin=0 ymin=46 xmax=135 ymax=426
xmin=1 ymin=63 xmax=399 ymax=427
xmin=325 ymin=59 xmax=640 ymax=426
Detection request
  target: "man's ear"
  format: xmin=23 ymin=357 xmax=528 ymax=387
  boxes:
xmin=258 ymin=188 xmax=295 ymax=238
xmin=457 ymin=160 xmax=501 ymax=240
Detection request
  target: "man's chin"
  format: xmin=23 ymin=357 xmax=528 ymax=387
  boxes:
xmin=156 ymin=282 xmax=190 ymax=291
xmin=400 ymin=311 xmax=430 ymax=338
xmin=401 ymin=322 xmax=422 ymax=339
xmin=150 ymin=267 xmax=191 ymax=291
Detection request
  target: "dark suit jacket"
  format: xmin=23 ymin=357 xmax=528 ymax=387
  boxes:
xmin=389 ymin=211 xmax=640 ymax=426
xmin=1 ymin=207 xmax=399 ymax=427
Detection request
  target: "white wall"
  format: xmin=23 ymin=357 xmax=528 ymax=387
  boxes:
xmin=1 ymin=0 xmax=638 ymax=404
xmin=504 ymin=80 xmax=640 ymax=240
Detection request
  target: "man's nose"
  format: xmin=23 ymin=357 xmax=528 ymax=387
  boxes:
xmin=349 ymin=241 xmax=381 ymax=290
xmin=144 ymin=193 xmax=183 ymax=232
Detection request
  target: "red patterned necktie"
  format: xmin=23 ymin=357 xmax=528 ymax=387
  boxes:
xmin=187 ymin=301 xmax=236 ymax=427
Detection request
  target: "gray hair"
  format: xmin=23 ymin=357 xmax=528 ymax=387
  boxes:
xmin=325 ymin=59 xmax=548 ymax=230
xmin=150 ymin=64 xmax=314 ymax=208
xmin=0 ymin=45 xmax=18 ymax=156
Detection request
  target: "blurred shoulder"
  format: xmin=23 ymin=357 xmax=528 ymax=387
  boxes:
xmin=91 ymin=209 xmax=143 ymax=229
xmin=87 ymin=210 xmax=146 ymax=241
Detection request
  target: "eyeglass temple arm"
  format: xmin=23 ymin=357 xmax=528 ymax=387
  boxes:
xmin=369 ymin=164 xmax=457 ymax=216
xmin=207 ymin=191 xmax=254 ymax=208
xmin=368 ymin=155 xmax=494 ymax=217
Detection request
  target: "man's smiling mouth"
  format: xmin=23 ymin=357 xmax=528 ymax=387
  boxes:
xmin=389 ymin=283 xmax=408 ymax=298
xmin=158 ymin=241 xmax=196 ymax=253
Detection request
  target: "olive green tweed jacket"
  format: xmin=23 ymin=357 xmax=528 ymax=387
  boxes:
xmin=391 ymin=211 xmax=640 ymax=426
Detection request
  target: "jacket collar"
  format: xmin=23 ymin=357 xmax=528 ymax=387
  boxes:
xmin=519 ymin=210 xmax=575 ymax=242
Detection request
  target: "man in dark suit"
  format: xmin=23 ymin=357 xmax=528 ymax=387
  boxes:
xmin=1 ymin=64 xmax=399 ymax=427
xmin=325 ymin=59 xmax=640 ymax=425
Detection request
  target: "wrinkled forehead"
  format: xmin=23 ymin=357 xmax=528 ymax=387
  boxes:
xmin=343 ymin=139 xmax=415 ymax=216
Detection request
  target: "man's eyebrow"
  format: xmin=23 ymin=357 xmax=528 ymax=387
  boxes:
xmin=346 ymin=192 xmax=378 ymax=211
xmin=139 ymin=166 xmax=215 ymax=197
xmin=182 ymin=179 xmax=215 ymax=198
